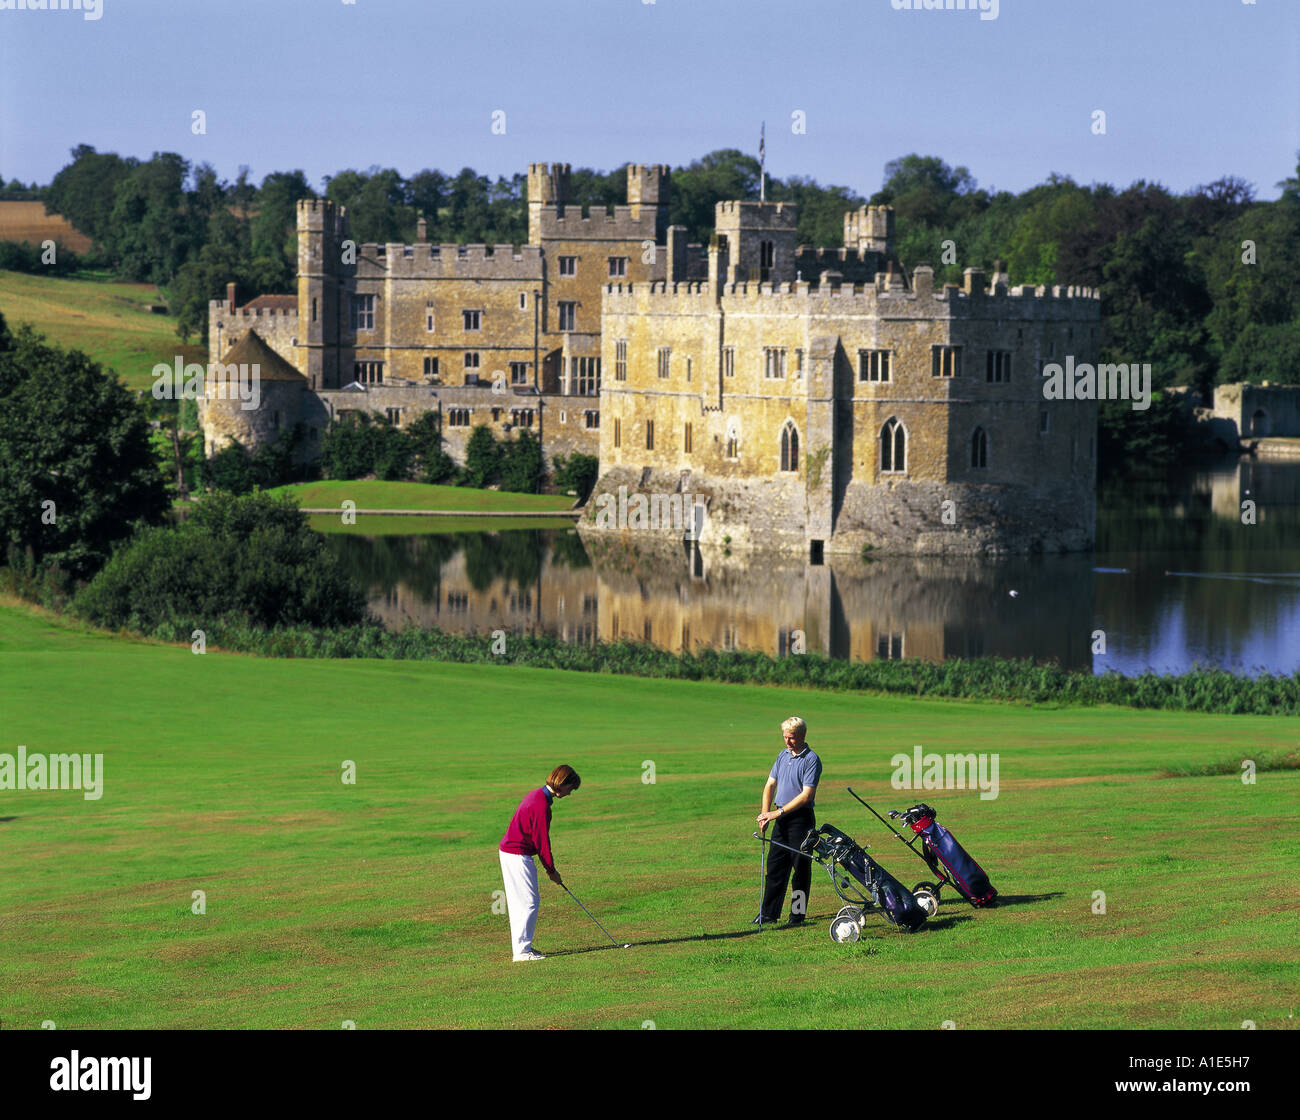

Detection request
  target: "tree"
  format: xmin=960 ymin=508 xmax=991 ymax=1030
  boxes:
xmin=0 ymin=320 xmax=169 ymax=579
xmin=44 ymin=144 xmax=135 ymax=247
xmin=106 ymin=152 xmax=200 ymax=283
xmin=251 ymin=170 xmax=315 ymax=290
xmin=75 ymin=490 xmax=367 ymax=632
xmin=462 ymin=424 xmax=502 ymax=488
xmin=552 ymin=452 xmax=598 ymax=501
xmin=499 ymin=429 xmax=543 ymax=493
xmin=405 ymin=411 xmax=456 ymax=483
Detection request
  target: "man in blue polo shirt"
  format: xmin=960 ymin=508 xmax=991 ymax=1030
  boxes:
xmin=755 ymin=716 xmax=822 ymax=927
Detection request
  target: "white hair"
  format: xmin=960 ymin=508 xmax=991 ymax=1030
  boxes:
xmin=781 ymin=717 xmax=806 ymax=738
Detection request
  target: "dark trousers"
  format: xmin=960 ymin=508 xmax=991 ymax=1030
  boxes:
xmin=761 ymin=807 xmax=815 ymax=922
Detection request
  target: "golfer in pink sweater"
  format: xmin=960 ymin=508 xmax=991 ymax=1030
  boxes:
xmin=498 ymin=764 xmax=581 ymax=961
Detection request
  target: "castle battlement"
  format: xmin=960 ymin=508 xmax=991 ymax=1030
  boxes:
xmin=296 ymin=198 xmax=346 ymax=233
xmin=351 ymin=242 xmax=544 ymax=280
xmin=716 ymin=200 xmax=796 ymax=216
xmin=533 ymin=203 xmax=659 ymax=240
xmin=602 ymin=277 xmax=1100 ymax=319
xmin=206 ymin=303 xmax=300 ymax=318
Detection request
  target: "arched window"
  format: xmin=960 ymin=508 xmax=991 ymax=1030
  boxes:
xmin=780 ymin=421 xmax=799 ymax=472
xmin=971 ymin=426 xmax=988 ymax=469
xmin=880 ymin=417 xmax=906 ymax=473
xmin=725 ymin=422 xmax=739 ymax=460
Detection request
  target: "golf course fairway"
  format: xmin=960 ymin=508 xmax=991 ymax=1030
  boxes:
xmin=1 ymin=600 xmax=1296 ymax=1030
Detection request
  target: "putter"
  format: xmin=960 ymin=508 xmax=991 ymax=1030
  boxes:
xmin=561 ymin=883 xmax=629 ymax=949
xmin=756 ymin=829 xmax=767 ymax=929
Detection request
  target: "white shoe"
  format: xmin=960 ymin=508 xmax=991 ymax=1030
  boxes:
xmin=513 ymin=950 xmax=546 ymax=962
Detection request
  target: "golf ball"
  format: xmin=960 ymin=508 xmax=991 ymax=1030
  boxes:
xmin=623 ymin=944 xmax=630 ymax=949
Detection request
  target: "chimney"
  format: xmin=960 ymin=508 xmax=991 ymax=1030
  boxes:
xmin=963 ymin=267 xmax=986 ymax=296
xmin=226 ymin=282 xmax=237 ymax=313
xmin=417 ymin=216 xmax=428 ymax=243
xmin=911 ymin=263 xmax=933 ymax=297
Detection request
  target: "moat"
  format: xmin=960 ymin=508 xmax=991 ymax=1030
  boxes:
xmin=316 ymin=456 xmax=1300 ymax=677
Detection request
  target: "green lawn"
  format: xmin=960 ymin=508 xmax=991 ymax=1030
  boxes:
xmin=0 ymin=270 xmax=205 ymax=389
xmin=272 ymin=479 xmax=577 ymax=515
xmin=0 ymin=600 xmax=1296 ymax=1030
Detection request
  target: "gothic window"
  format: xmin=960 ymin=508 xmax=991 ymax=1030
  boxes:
xmin=780 ymin=421 xmax=799 ymax=472
xmin=880 ymin=417 xmax=906 ymax=473
xmin=971 ymin=427 xmax=988 ymax=469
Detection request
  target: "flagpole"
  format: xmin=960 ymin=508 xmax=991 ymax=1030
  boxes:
xmin=760 ymin=121 xmax=766 ymax=203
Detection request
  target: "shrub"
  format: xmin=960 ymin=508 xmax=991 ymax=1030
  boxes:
xmin=500 ymin=429 xmax=543 ymax=494
xmin=76 ymin=490 xmax=367 ymax=631
xmin=462 ymin=424 xmax=501 ymax=488
xmin=552 ymin=452 xmax=598 ymax=500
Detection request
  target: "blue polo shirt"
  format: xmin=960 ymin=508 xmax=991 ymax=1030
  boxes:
xmin=770 ymin=745 xmax=822 ymax=807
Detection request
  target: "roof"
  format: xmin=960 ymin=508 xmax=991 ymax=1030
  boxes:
xmin=239 ymin=294 xmax=297 ymax=312
xmin=217 ymin=329 xmax=306 ymax=383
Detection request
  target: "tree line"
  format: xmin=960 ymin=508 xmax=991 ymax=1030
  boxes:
xmin=9 ymin=143 xmax=1300 ymax=468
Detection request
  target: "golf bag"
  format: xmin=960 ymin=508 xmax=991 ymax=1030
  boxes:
xmin=897 ymin=805 xmax=998 ymax=907
xmin=800 ymin=824 xmax=929 ymax=933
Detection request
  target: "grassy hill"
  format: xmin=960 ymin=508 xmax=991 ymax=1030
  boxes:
xmin=1 ymin=598 xmax=1296 ymax=1029
xmin=0 ymin=270 xmax=204 ymax=389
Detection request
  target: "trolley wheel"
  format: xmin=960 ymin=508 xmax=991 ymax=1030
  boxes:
xmin=912 ymin=887 xmax=939 ymax=917
xmin=830 ymin=906 xmax=864 ymax=943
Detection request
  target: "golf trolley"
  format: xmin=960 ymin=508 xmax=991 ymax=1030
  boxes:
xmin=847 ymin=788 xmax=998 ymax=908
xmin=753 ymin=823 xmax=935 ymax=942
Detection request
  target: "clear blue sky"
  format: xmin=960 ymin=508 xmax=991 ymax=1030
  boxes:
xmin=1 ymin=0 xmax=1296 ymax=199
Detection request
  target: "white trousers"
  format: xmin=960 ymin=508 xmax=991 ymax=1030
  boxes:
xmin=499 ymin=850 xmax=540 ymax=958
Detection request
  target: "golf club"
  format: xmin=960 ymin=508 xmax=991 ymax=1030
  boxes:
xmin=758 ymin=827 xmax=767 ymax=929
xmin=561 ymin=882 xmax=629 ymax=949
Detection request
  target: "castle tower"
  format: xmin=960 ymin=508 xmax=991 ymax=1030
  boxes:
xmin=843 ymin=204 xmax=894 ymax=257
xmin=626 ymin=163 xmax=670 ymax=238
xmin=712 ymin=200 xmax=799 ymax=286
xmin=297 ymin=198 xmax=348 ymax=390
xmin=528 ymin=162 xmax=571 ymax=245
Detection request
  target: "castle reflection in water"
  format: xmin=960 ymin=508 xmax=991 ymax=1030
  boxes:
xmin=324 ymin=457 xmax=1300 ymax=677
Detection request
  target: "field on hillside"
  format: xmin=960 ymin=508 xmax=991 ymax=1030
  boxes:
xmin=1 ymin=601 xmax=1296 ymax=1030
xmin=0 ymin=270 xmax=204 ymax=387
xmin=0 ymin=200 xmax=92 ymax=253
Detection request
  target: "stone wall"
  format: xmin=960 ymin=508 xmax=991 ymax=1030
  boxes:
xmin=208 ymin=303 xmax=299 ymax=367
xmin=312 ymin=383 xmax=597 ymax=471
xmin=589 ymin=264 xmax=1100 ymax=555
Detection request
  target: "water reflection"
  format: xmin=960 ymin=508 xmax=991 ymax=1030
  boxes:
xmin=319 ymin=457 xmax=1300 ymax=676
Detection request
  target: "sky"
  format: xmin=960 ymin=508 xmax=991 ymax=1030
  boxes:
xmin=1 ymin=0 xmax=1297 ymax=200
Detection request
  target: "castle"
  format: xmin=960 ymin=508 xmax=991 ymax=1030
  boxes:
xmin=204 ymin=161 xmax=1103 ymax=555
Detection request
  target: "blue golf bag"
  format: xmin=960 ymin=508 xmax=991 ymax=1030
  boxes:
xmin=799 ymin=824 xmax=929 ymax=933
xmin=900 ymin=806 xmax=998 ymax=907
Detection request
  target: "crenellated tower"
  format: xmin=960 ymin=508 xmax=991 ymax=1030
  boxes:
xmin=527 ymin=162 xmax=571 ymax=245
xmin=297 ymin=198 xmax=349 ymax=390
